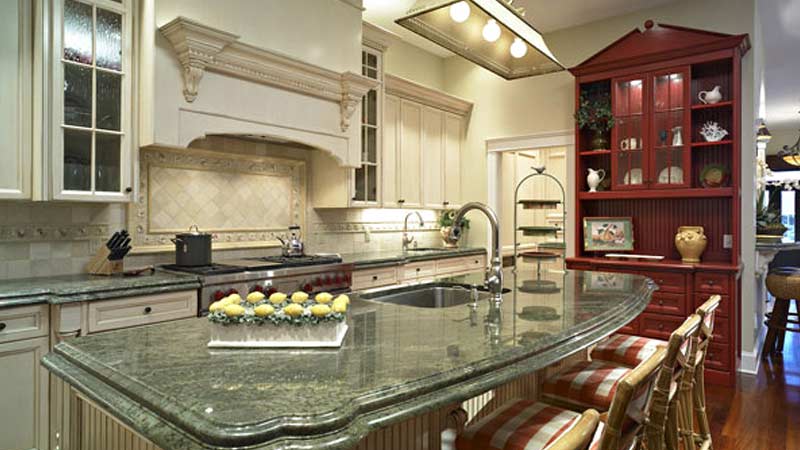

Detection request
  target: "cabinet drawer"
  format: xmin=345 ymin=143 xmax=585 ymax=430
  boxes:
xmin=705 ymin=342 xmax=730 ymax=371
xmin=435 ymin=255 xmax=486 ymax=275
xmin=401 ymin=261 xmax=437 ymax=281
xmin=642 ymin=271 xmax=686 ymax=294
xmin=693 ymin=294 xmax=729 ymax=317
xmin=694 ymin=272 xmax=730 ymax=295
xmin=646 ymin=292 xmax=687 ymax=316
xmin=87 ymin=290 xmax=197 ymax=334
xmin=709 ymin=316 xmax=730 ymax=344
xmin=0 ymin=304 xmax=49 ymax=344
xmin=618 ymin=317 xmax=640 ymax=335
xmin=639 ymin=313 xmax=686 ymax=340
xmin=352 ymin=267 xmax=398 ymax=290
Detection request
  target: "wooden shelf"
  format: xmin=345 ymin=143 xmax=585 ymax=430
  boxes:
xmin=578 ymin=187 xmax=734 ymax=200
xmin=579 ymin=149 xmax=611 ymax=156
xmin=691 ymin=101 xmax=733 ymax=110
xmin=691 ymin=140 xmax=733 ymax=148
xmin=567 ymin=256 xmax=742 ymax=273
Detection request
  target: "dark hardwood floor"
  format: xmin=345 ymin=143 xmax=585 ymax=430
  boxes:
xmin=705 ymin=333 xmax=800 ymax=449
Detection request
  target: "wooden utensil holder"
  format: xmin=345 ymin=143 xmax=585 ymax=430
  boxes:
xmin=86 ymin=247 xmax=124 ymax=275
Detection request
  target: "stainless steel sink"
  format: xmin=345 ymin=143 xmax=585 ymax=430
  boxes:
xmin=358 ymin=283 xmax=492 ymax=308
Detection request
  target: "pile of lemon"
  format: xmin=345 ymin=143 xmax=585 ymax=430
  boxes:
xmin=208 ymin=291 xmax=350 ymax=324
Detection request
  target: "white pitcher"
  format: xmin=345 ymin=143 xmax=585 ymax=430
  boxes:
xmin=698 ymin=85 xmax=723 ymax=104
xmin=587 ymin=168 xmax=606 ymax=193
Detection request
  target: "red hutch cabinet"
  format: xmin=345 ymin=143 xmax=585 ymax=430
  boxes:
xmin=567 ymin=21 xmax=749 ymax=386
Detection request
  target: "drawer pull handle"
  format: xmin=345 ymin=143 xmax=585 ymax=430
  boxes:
xmin=0 ymin=323 xmax=5 ymax=332
xmin=144 ymin=307 xmax=153 ymax=314
xmin=372 ymin=275 xmax=378 ymax=281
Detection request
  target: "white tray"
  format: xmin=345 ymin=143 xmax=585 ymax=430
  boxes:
xmin=208 ymin=321 xmax=348 ymax=348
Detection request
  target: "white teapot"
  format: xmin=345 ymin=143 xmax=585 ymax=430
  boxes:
xmin=587 ymin=168 xmax=606 ymax=193
xmin=698 ymin=85 xmax=723 ymax=104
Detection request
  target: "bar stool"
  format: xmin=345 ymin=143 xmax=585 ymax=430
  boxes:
xmin=763 ymin=267 xmax=800 ymax=357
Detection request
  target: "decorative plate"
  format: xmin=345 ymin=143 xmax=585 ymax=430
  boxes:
xmin=658 ymin=166 xmax=684 ymax=184
xmin=700 ymin=164 xmax=729 ymax=188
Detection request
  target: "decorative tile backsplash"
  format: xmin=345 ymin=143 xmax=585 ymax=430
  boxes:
xmin=132 ymin=147 xmax=305 ymax=251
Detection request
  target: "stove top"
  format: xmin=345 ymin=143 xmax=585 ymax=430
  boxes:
xmin=160 ymin=263 xmax=244 ymax=276
xmin=245 ymin=254 xmax=343 ymax=267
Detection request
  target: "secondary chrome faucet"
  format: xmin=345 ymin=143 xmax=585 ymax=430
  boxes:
xmin=402 ymin=211 xmax=424 ymax=251
xmin=450 ymin=202 xmax=504 ymax=304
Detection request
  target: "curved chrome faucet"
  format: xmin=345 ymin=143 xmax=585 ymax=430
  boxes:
xmin=449 ymin=202 xmax=504 ymax=304
xmin=402 ymin=211 xmax=425 ymax=251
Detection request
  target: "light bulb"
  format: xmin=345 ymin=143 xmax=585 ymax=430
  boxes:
xmin=449 ymin=1 xmax=470 ymax=23
xmin=510 ymin=37 xmax=527 ymax=58
xmin=482 ymin=19 xmax=501 ymax=42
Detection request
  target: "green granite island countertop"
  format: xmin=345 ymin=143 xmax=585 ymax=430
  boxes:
xmin=43 ymin=268 xmax=655 ymax=450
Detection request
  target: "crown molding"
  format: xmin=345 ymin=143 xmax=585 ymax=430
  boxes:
xmin=362 ymin=22 xmax=394 ymax=52
xmin=384 ymin=74 xmax=473 ymax=117
xmin=159 ymin=17 xmax=378 ymax=131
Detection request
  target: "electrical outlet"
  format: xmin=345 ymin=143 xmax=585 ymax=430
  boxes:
xmin=723 ymin=234 xmax=733 ymax=249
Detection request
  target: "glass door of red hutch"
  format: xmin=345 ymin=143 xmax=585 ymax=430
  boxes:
xmin=611 ymin=75 xmax=646 ymax=190
xmin=650 ymin=67 xmax=691 ymax=188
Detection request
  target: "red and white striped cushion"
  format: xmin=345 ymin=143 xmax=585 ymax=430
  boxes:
xmin=591 ymin=334 xmax=666 ymax=367
xmin=455 ymin=400 xmax=581 ymax=450
xmin=542 ymin=360 xmax=631 ymax=411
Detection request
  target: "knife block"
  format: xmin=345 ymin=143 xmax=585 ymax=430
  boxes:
xmin=86 ymin=246 xmax=124 ymax=275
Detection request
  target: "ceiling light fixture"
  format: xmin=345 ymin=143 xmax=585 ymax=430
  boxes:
xmin=396 ymin=0 xmax=564 ymax=79
xmin=482 ymin=18 xmax=501 ymax=42
xmin=449 ymin=1 xmax=470 ymax=23
xmin=510 ymin=37 xmax=528 ymax=58
xmin=779 ymin=124 xmax=800 ymax=167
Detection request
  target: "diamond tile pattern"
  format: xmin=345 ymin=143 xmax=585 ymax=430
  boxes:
xmin=149 ymin=166 xmax=292 ymax=232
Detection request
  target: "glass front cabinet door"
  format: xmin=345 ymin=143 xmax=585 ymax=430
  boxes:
xmin=611 ymin=75 xmax=646 ymax=190
xmin=650 ymin=68 xmax=690 ymax=188
xmin=54 ymin=0 xmax=132 ymax=201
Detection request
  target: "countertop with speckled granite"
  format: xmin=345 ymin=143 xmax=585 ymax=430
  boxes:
xmin=0 ymin=272 xmax=200 ymax=308
xmin=43 ymin=268 xmax=655 ymax=450
xmin=340 ymin=247 xmax=486 ymax=268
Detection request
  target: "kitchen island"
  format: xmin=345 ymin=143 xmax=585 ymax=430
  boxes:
xmin=43 ymin=268 xmax=655 ymax=450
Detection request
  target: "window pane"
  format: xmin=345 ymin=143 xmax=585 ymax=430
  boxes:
xmin=64 ymin=129 xmax=92 ymax=191
xmin=97 ymin=9 xmax=122 ymax=71
xmin=96 ymin=71 xmax=121 ymax=130
xmin=64 ymin=0 xmax=93 ymax=64
xmin=96 ymin=133 xmax=121 ymax=192
xmin=64 ymin=63 xmax=92 ymax=127
xmin=367 ymin=165 xmax=377 ymax=202
xmin=367 ymin=90 xmax=377 ymax=126
xmin=354 ymin=167 xmax=365 ymax=201
xmin=365 ymin=127 xmax=377 ymax=163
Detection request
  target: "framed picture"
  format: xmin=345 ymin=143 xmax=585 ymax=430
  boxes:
xmin=583 ymin=217 xmax=634 ymax=251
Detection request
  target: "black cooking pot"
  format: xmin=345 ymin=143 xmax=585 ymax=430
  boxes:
xmin=171 ymin=225 xmax=212 ymax=266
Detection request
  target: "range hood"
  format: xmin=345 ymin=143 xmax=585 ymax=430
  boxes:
xmin=396 ymin=0 xmax=564 ymax=79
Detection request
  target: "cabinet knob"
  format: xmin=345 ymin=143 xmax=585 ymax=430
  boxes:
xmin=416 ymin=267 xmax=421 ymax=272
xmin=144 ymin=306 xmax=153 ymax=314
xmin=398 ymin=199 xmax=405 ymax=204
xmin=658 ymin=300 xmax=664 ymax=306
xmin=707 ymin=280 xmax=715 ymax=286
xmin=124 ymin=187 xmax=133 ymax=193
xmin=443 ymin=201 xmax=449 ymax=206
xmin=372 ymin=275 xmax=378 ymax=281
xmin=0 ymin=322 xmax=5 ymax=332
xmin=658 ymin=323 xmax=664 ymax=330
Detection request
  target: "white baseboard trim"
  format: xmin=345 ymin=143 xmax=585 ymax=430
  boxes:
xmin=739 ymin=325 xmax=767 ymax=375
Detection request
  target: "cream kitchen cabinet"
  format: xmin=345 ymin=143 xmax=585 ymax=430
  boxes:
xmin=383 ymin=75 xmax=471 ymax=210
xmin=0 ymin=0 xmax=33 ymax=200
xmin=0 ymin=305 xmax=50 ymax=450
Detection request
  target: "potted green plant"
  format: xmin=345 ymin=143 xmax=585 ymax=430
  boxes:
xmin=438 ymin=210 xmax=470 ymax=248
xmin=756 ymin=191 xmax=787 ymax=242
xmin=574 ymin=93 xmax=615 ymax=150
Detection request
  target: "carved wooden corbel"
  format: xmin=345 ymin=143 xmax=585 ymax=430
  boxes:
xmin=159 ymin=17 xmax=239 ymax=102
xmin=340 ymin=72 xmax=378 ymax=132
